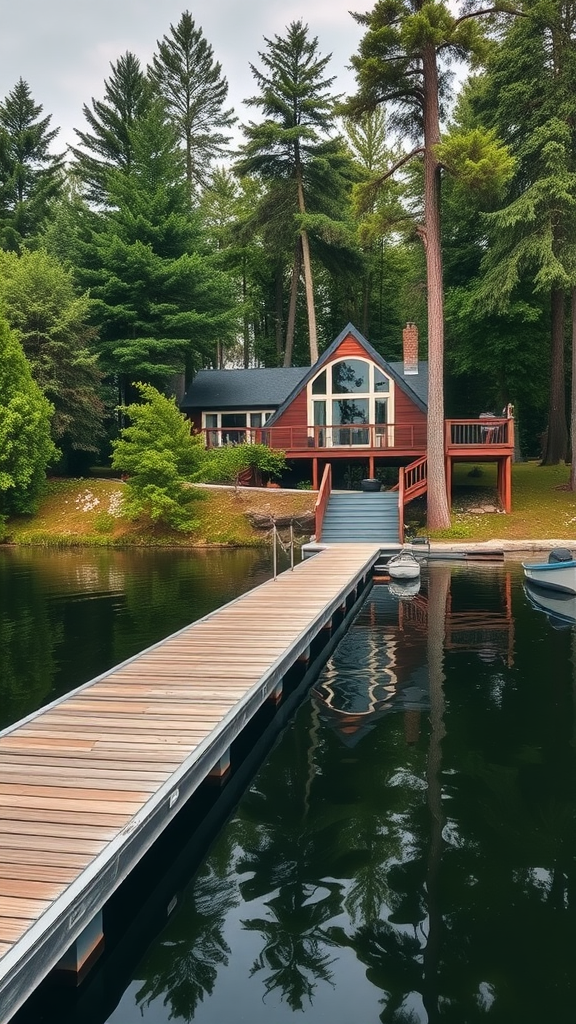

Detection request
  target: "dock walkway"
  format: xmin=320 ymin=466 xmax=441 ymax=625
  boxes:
xmin=0 ymin=543 xmax=380 ymax=1023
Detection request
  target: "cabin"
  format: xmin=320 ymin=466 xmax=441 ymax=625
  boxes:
xmin=181 ymin=323 xmax=514 ymax=533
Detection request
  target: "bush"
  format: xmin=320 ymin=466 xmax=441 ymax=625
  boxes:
xmin=202 ymin=443 xmax=286 ymax=488
xmin=111 ymin=383 xmax=206 ymax=531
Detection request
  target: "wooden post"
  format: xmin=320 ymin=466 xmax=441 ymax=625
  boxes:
xmin=312 ymin=458 xmax=319 ymax=490
xmin=54 ymin=911 xmax=104 ymax=985
xmin=268 ymin=681 xmax=283 ymax=703
xmin=369 ymin=454 xmax=375 ymax=478
xmin=505 ymin=455 xmax=512 ymax=513
xmin=209 ymin=748 xmax=231 ymax=780
xmin=445 ymin=456 xmax=452 ymax=511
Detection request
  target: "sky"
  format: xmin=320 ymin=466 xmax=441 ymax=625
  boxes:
xmin=0 ymin=0 xmax=367 ymax=151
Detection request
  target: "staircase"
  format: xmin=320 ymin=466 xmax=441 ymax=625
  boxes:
xmin=320 ymin=491 xmax=400 ymax=543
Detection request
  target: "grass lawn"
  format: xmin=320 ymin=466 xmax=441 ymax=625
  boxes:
xmin=422 ymin=461 xmax=576 ymax=541
xmin=3 ymin=463 xmax=575 ymax=547
xmin=3 ymin=478 xmax=317 ymax=547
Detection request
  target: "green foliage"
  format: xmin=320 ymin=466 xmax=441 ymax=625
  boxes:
xmin=150 ymin=11 xmax=236 ymax=194
xmin=202 ymin=443 xmax=286 ymax=487
xmin=78 ymin=97 xmax=236 ymax=386
xmin=0 ymin=316 xmax=58 ymax=514
xmin=0 ymin=79 xmax=65 ymax=250
xmin=435 ymin=128 xmax=515 ymax=196
xmin=0 ymin=248 xmax=106 ymax=465
xmin=111 ymin=382 xmax=205 ymax=531
xmin=70 ymin=52 xmax=151 ymax=205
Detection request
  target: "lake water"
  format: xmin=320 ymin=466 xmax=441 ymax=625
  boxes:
xmin=5 ymin=551 xmax=576 ymax=1024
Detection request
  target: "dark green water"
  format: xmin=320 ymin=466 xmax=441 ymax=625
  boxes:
xmin=5 ymin=555 xmax=576 ymax=1023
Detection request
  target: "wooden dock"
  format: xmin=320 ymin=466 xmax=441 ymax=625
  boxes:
xmin=0 ymin=543 xmax=380 ymax=1023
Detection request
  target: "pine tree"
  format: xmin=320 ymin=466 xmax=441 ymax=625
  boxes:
xmin=70 ymin=52 xmax=151 ymax=204
xmin=0 ymin=79 xmax=64 ymax=251
xmin=346 ymin=0 xmax=516 ymax=530
xmin=78 ymin=98 xmax=236 ymax=395
xmin=150 ymin=11 xmax=236 ymax=196
xmin=237 ymin=21 xmax=341 ymax=364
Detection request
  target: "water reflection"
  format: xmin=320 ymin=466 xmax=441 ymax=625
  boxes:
xmin=13 ymin=561 xmax=576 ymax=1024
xmin=0 ymin=547 xmax=278 ymax=730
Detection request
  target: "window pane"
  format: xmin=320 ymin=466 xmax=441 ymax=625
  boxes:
xmin=374 ymin=369 xmax=389 ymax=392
xmin=312 ymin=370 xmax=326 ymax=395
xmin=332 ymin=399 xmax=368 ymax=425
xmin=250 ymin=413 xmax=262 ymax=427
xmin=313 ymin=401 xmax=326 ymax=425
xmin=221 ymin=413 xmax=247 ymax=428
xmin=375 ymin=399 xmax=387 ymax=424
xmin=332 ymin=360 xmax=369 ymax=393
xmin=205 ymin=414 xmax=218 ymax=427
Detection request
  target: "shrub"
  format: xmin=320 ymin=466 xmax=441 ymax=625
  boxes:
xmin=111 ymin=383 xmax=206 ymax=531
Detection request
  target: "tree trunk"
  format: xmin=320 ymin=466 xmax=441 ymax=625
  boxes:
xmin=242 ymin=258 xmax=250 ymax=368
xmin=422 ymin=44 xmax=450 ymax=530
xmin=542 ymin=287 xmax=568 ymax=464
xmin=275 ymin=263 xmax=284 ymax=362
xmin=565 ymin=286 xmax=569 ymax=489
xmin=284 ymin=239 xmax=302 ymax=367
xmin=571 ymin=287 xmax=576 ymax=489
xmin=295 ymin=169 xmax=319 ymax=364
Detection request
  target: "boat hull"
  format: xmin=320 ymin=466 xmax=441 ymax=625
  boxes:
xmin=387 ymin=551 xmax=421 ymax=581
xmin=522 ymin=560 xmax=576 ymax=595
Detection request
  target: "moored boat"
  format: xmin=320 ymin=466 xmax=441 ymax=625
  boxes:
xmin=522 ymin=548 xmax=576 ymax=595
xmin=387 ymin=548 xmax=421 ymax=581
xmin=524 ymin=581 xmax=576 ymax=628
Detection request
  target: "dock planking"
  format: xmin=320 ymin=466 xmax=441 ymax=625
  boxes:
xmin=0 ymin=543 xmax=380 ymax=1023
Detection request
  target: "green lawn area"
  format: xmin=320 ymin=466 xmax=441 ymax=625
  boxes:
xmin=423 ymin=462 xmax=576 ymax=541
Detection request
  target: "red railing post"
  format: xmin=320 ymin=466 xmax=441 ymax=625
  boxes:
xmin=314 ymin=464 xmax=332 ymax=542
xmin=398 ymin=467 xmax=405 ymax=544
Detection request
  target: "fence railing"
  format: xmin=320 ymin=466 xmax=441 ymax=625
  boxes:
xmin=201 ymin=418 xmax=514 ymax=453
xmin=446 ymin=418 xmax=513 ymax=448
xmin=314 ymin=464 xmax=332 ymax=542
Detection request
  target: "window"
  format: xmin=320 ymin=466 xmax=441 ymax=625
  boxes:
xmin=308 ymin=358 xmax=394 ymax=447
xmin=202 ymin=411 xmax=274 ymax=446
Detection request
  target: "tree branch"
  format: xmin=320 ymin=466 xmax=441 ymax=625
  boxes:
xmin=453 ymin=6 xmax=526 ymax=26
xmin=372 ymin=147 xmax=425 ymax=186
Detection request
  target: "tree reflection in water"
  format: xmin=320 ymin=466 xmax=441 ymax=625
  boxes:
xmin=90 ymin=563 xmax=576 ymax=1024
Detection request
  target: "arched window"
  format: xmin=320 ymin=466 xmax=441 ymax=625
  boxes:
xmin=308 ymin=358 xmax=394 ymax=447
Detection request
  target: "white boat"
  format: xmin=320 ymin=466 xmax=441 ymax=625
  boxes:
xmin=389 ymin=578 xmax=421 ymax=599
xmin=387 ymin=549 xmax=421 ymax=581
xmin=524 ymin=581 xmax=576 ymax=628
xmin=522 ymin=550 xmax=576 ymax=595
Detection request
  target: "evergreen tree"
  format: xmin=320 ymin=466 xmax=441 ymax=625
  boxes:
xmin=150 ymin=11 xmax=236 ymax=196
xmin=346 ymin=0 xmax=516 ymax=530
xmin=0 ymin=316 xmax=58 ymax=516
xmin=0 ymin=249 xmax=106 ymax=470
xmin=70 ymin=52 xmax=151 ymax=204
xmin=111 ymin=382 xmax=206 ymax=531
xmin=469 ymin=3 xmax=576 ymax=465
xmin=237 ymin=21 xmax=342 ymax=364
xmin=0 ymin=79 xmax=64 ymax=251
xmin=78 ymin=98 xmax=236 ymax=395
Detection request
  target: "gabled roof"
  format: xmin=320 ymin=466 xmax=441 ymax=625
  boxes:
xmin=265 ymin=323 xmax=428 ymax=427
xmin=181 ymin=366 xmax=310 ymax=411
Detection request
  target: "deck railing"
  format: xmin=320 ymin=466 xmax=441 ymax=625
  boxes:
xmin=314 ymin=463 xmax=332 ymax=542
xmin=446 ymin=417 xmax=513 ymax=448
xmin=201 ymin=423 xmax=428 ymax=450
xmin=200 ymin=418 xmax=514 ymax=453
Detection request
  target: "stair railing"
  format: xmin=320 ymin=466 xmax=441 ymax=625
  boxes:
xmin=398 ymin=467 xmax=405 ymax=544
xmin=314 ymin=464 xmax=332 ymax=542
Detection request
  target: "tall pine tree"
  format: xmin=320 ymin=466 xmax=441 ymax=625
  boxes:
xmin=0 ymin=79 xmax=64 ymax=251
xmin=150 ymin=11 xmax=236 ymax=196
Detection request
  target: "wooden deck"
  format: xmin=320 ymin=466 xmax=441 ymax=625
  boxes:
xmin=0 ymin=543 xmax=380 ymax=1023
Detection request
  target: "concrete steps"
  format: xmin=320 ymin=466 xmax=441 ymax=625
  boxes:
xmin=320 ymin=491 xmax=400 ymax=543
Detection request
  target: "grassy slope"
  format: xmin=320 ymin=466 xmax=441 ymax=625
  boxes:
xmin=3 ymin=463 xmax=575 ymax=546
xmin=4 ymin=479 xmax=317 ymax=547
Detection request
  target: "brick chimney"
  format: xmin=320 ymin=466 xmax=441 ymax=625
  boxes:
xmin=402 ymin=322 xmax=418 ymax=375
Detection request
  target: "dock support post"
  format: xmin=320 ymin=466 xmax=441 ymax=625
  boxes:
xmin=54 ymin=910 xmax=104 ymax=985
xmin=298 ymin=646 xmax=311 ymax=663
xmin=209 ymin=748 xmax=231 ymax=780
xmin=268 ymin=681 xmax=283 ymax=703
xmin=312 ymin=458 xmax=319 ymax=490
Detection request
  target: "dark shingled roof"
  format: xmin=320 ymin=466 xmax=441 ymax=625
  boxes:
xmin=389 ymin=361 xmax=429 ymax=408
xmin=181 ymin=366 xmax=310 ymax=411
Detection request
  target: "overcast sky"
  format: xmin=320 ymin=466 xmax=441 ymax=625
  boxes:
xmin=0 ymin=0 xmax=366 ymax=152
